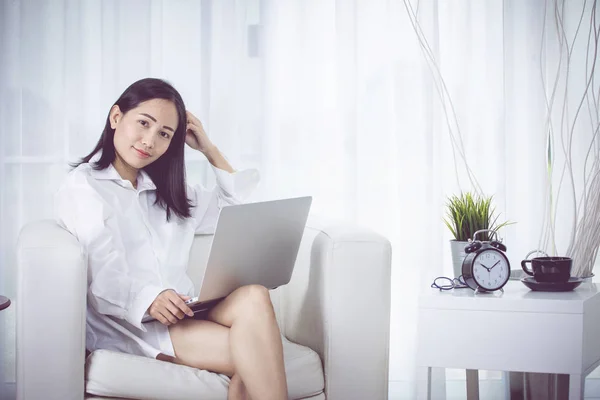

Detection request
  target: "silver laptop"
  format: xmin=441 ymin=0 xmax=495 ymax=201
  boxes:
xmin=142 ymin=196 xmax=312 ymax=323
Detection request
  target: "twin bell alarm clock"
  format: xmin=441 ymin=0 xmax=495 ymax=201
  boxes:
xmin=462 ymin=229 xmax=510 ymax=293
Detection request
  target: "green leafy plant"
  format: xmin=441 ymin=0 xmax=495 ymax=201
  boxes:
xmin=444 ymin=192 xmax=513 ymax=242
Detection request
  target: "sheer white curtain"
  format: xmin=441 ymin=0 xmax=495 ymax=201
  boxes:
xmin=1 ymin=0 xmax=598 ymax=398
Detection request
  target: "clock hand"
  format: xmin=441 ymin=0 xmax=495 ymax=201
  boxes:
xmin=489 ymin=260 xmax=501 ymax=270
xmin=479 ymin=262 xmax=491 ymax=272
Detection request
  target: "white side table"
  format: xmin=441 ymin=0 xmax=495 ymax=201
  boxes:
xmin=416 ymin=281 xmax=600 ymax=400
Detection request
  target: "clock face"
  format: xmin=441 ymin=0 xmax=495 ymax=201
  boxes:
xmin=472 ymin=249 xmax=510 ymax=290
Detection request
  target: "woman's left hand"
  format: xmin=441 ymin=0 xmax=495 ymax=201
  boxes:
xmin=185 ymin=110 xmax=215 ymax=154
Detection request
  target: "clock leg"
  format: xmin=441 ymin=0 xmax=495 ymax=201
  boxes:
xmin=466 ymin=369 xmax=480 ymax=400
xmin=568 ymin=374 xmax=584 ymax=400
xmin=417 ymin=367 xmax=446 ymax=400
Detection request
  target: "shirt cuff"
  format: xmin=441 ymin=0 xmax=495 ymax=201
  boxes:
xmin=211 ymin=166 xmax=260 ymax=202
xmin=127 ymin=285 xmax=166 ymax=331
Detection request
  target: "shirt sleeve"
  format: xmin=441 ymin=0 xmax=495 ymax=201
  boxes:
xmin=189 ymin=166 xmax=260 ymax=234
xmin=54 ymin=175 xmax=166 ymax=331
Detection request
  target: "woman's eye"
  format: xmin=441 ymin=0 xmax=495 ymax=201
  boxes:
xmin=139 ymin=120 xmax=148 ymax=127
xmin=160 ymin=131 xmax=170 ymax=139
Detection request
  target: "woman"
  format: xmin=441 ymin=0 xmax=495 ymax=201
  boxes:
xmin=55 ymin=78 xmax=287 ymax=400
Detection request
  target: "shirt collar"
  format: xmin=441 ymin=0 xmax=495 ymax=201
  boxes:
xmin=88 ymin=151 xmax=157 ymax=191
xmin=137 ymin=169 xmax=157 ymax=191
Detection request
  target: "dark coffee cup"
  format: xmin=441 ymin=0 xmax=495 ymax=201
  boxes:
xmin=521 ymin=256 xmax=572 ymax=283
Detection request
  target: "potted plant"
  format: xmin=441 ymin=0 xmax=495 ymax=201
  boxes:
xmin=444 ymin=192 xmax=512 ymax=278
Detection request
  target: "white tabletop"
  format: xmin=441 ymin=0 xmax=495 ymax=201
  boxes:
xmin=419 ymin=280 xmax=600 ymax=314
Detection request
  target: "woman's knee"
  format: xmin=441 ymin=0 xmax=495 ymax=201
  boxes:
xmin=209 ymin=284 xmax=276 ymax=326
xmin=236 ymin=285 xmax=274 ymax=315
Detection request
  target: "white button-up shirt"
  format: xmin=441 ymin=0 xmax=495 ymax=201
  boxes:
xmin=54 ymin=152 xmax=259 ymax=358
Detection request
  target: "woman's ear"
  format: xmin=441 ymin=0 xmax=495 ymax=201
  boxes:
xmin=109 ymin=105 xmax=122 ymax=129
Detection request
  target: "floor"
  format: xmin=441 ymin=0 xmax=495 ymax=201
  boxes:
xmin=388 ymin=379 xmax=505 ymax=400
xmin=388 ymin=376 xmax=600 ymax=400
xmin=6 ymin=379 xmax=600 ymax=399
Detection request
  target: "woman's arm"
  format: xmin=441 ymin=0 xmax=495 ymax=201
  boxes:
xmin=188 ymin=166 xmax=260 ymax=234
xmin=184 ymin=110 xmax=260 ymax=233
xmin=185 ymin=110 xmax=234 ymax=173
xmin=203 ymin=145 xmax=234 ymax=173
xmin=55 ymin=176 xmax=166 ymax=331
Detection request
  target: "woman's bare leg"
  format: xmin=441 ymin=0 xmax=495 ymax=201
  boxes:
xmin=165 ymin=319 xmax=250 ymax=400
xmin=228 ymin=374 xmax=250 ymax=400
xmin=166 ymin=285 xmax=285 ymax=399
xmin=206 ymin=285 xmax=287 ymax=400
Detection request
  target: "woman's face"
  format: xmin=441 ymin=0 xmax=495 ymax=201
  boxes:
xmin=110 ymin=98 xmax=179 ymax=171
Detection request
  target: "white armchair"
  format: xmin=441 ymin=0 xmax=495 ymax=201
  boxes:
xmin=16 ymin=215 xmax=392 ymax=400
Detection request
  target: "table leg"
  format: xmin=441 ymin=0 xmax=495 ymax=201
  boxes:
xmin=417 ymin=367 xmax=446 ymax=400
xmin=568 ymin=374 xmax=584 ymax=400
xmin=417 ymin=367 xmax=431 ymax=400
xmin=431 ymin=367 xmax=446 ymax=399
xmin=466 ymin=369 xmax=479 ymax=400
xmin=506 ymin=371 xmax=524 ymax=399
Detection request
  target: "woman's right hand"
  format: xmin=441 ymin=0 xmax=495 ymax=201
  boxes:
xmin=147 ymin=289 xmax=194 ymax=326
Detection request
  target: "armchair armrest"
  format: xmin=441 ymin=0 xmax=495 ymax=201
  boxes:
xmin=17 ymin=220 xmax=87 ymax=400
xmin=277 ymin=215 xmax=392 ymax=400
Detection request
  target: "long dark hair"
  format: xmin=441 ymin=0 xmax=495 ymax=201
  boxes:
xmin=72 ymin=78 xmax=192 ymax=221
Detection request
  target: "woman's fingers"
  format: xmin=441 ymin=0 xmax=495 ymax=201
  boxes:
xmin=149 ymin=289 xmax=193 ymax=326
xmin=165 ymin=301 xmax=185 ymax=320
xmin=159 ymin=300 xmax=180 ymax=324
xmin=186 ymin=122 xmax=200 ymax=140
xmin=185 ymin=127 xmax=201 ymax=150
xmin=185 ymin=111 xmax=196 ymax=127
xmin=186 ymin=110 xmax=201 ymax=126
xmin=187 ymin=122 xmax=197 ymax=134
xmin=156 ymin=311 xmax=172 ymax=326
xmin=158 ymin=308 xmax=177 ymax=325
xmin=172 ymin=296 xmax=194 ymax=318
xmin=165 ymin=290 xmax=194 ymax=317
xmin=186 ymin=111 xmax=207 ymax=134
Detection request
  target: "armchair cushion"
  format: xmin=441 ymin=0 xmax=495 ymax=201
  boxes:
xmin=85 ymin=336 xmax=324 ymax=400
